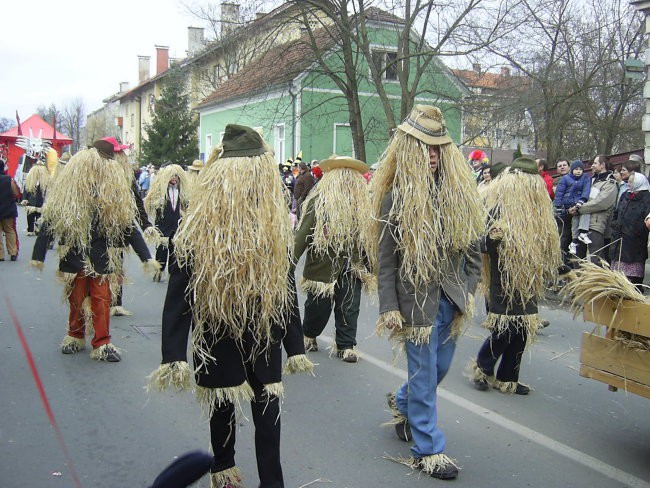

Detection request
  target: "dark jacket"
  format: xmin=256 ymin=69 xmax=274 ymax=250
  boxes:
xmin=32 ymin=220 xmax=151 ymax=275
xmin=0 ymin=175 xmax=19 ymax=219
xmin=293 ymin=171 xmax=315 ymax=202
xmin=132 ymin=181 xmax=152 ymax=230
xmin=609 ymin=190 xmax=650 ymax=264
xmin=155 ymin=199 xmax=182 ymax=237
xmin=25 ymin=185 xmax=45 ymax=208
xmin=554 ymin=173 xmax=590 ymax=208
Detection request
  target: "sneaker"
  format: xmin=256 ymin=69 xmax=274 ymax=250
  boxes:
xmin=568 ymin=242 xmax=578 ymax=255
xmin=472 ymin=377 xmax=489 ymax=391
xmin=304 ymin=336 xmax=318 ymax=352
xmin=90 ymin=343 xmax=121 ymax=362
xmin=578 ymin=232 xmax=592 ymax=244
xmin=336 ymin=348 xmax=359 ymax=363
xmin=417 ymin=454 xmax=459 ymax=480
xmin=395 ymin=419 xmax=412 ymax=442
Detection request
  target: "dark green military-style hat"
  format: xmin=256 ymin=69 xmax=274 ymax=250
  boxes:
xmin=221 ymin=124 xmax=266 ymax=158
xmin=510 ymin=157 xmax=538 ymax=175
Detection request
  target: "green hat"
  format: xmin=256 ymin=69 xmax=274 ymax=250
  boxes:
xmin=510 ymin=157 xmax=538 ymax=175
xmin=489 ymin=162 xmax=508 ymax=179
xmin=221 ymin=124 xmax=266 ymax=158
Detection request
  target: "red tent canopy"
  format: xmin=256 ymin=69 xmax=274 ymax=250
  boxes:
xmin=0 ymin=114 xmax=73 ymax=177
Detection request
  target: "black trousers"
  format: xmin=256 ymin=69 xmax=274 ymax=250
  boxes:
xmin=160 ymin=252 xmax=192 ymax=364
xmin=476 ymin=319 xmax=528 ymax=383
xmin=155 ymin=244 xmax=169 ymax=272
xmin=556 ymin=212 xmax=572 ymax=267
xmin=27 ymin=211 xmax=40 ymax=233
xmin=576 ymin=230 xmax=606 ymax=265
xmin=302 ymin=272 xmax=361 ymax=349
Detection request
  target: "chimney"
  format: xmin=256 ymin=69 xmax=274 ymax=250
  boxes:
xmin=221 ymin=2 xmax=240 ymax=37
xmin=501 ymin=67 xmax=510 ymax=77
xmin=119 ymin=81 xmax=130 ymax=93
xmin=187 ymin=26 xmax=205 ymax=56
xmin=138 ymin=55 xmax=151 ymax=83
xmin=156 ymin=45 xmax=170 ymax=75
xmin=472 ymin=63 xmax=481 ymax=73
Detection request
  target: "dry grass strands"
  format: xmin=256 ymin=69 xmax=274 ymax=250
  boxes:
xmin=485 ymin=170 xmax=561 ymax=307
xmin=384 ymin=453 xmax=460 ymax=476
xmin=195 ymin=383 xmax=255 ymax=420
xmin=146 ymin=361 xmax=193 ymax=393
xmin=61 ymin=335 xmax=85 ymax=351
xmin=42 ymin=148 xmax=136 ymax=270
xmin=25 ymin=164 xmax=50 ymax=193
xmin=375 ymin=310 xmax=405 ymax=338
xmin=371 ymin=132 xmax=485 ymax=289
xmin=282 ymin=354 xmax=315 ymax=375
xmin=210 ymin=467 xmax=243 ymax=488
xmin=482 ymin=312 xmax=542 ymax=339
xmin=300 ymin=167 xmax=376 ymax=274
xmin=464 ymin=358 xmax=495 ymax=385
xmin=174 ymin=152 xmax=293 ymax=355
xmin=143 ymin=163 xmax=191 ymax=217
xmin=450 ymin=293 xmax=475 ymax=339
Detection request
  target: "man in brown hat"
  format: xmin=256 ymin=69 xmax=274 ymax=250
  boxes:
xmin=294 ymin=155 xmax=376 ymax=363
xmin=293 ymin=161 xmax=315 ymax=220
xmin=372 ymin=105 xmax=484 ymax=479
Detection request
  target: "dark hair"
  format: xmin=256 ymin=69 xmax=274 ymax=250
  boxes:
xmin=537 ymin=159 xmax=548 ymax=171
xmin=622 ymin=159 xmax=641 ymax=173
xmin=556 ymin=158 xmax=569 ymax=166
xmin=595 ymin=154 xmax=609 ymax=171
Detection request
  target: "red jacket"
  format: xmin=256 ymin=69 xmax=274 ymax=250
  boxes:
xmin=540 ymin=171 xmax=554 ymax=200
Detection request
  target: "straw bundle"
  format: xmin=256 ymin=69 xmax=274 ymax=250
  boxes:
xmin=24 ymin=164 xmax=50 ymax=193
xmin=371 ymin=131 xmax=485 ymax=289
xmin=174 ymin=151 xmax=293 ymax=356
xmin=143 ymin=163 xmax=191 ymax=217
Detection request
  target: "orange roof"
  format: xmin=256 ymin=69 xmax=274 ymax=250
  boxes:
xmin=453 ymin=69 xmax=525 ymax=90
xmin=0 ymin=114 xmax=72 ymax=142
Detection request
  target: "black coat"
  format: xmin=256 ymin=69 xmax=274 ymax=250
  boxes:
xmin=26 ymin=185 xmax=45 ymax=208
xmin=0 ymin=175 xmax=18 ymax=219
xmin=32 ymin=220 xmax=151 ymax=275
xmin=609 ymin=190 xmax=650 ymax=264
xmin=155 ymin=199 xmax=182 ymax=237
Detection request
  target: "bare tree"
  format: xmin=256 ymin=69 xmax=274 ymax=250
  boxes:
xmin=0 ymin=117 xmax=16 ymax=133
xmin=61 ymin=98 xmax=86 ymax=153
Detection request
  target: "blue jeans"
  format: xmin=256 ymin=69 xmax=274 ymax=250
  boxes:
xmin=395 ymin=293 xmax=457 ymax=458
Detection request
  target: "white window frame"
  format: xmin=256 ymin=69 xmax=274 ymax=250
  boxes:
xmin=274 ymin=124 xmax=286 ymax=164
xmin=370 ymin=47 xmax=400 ymax=82
xmin=206 ymin=134 xmax=213 ymax=157
xmin=333 ymin=123 xmax=354 ymax=158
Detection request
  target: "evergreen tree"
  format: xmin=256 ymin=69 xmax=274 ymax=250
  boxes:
xmin=141 ymin=66 xmax=198 ymax=167
xmin=512 ymin=143 xmax=523 ymax=161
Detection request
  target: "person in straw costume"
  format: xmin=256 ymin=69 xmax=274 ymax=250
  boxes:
xmin=161 ymin=124 xmax=310 ymax=488
xmin=372 ymin=105 xmax=484 ymax=480
xmin=186 ymin=159 xmax=204 ymax=186
xmin=30 ymin=140 xmax=158 ymax=362
xmin=467 ymin=157 xmax=561 ymax=395
xmin=21 ymin=151 xmax=52 ymax=235
xmin=294 ymin=154 xmax=376 ymax=363
xmin=144 ymin=162 xmax=190 ymax=282
xmin=101 ymin=136 xmax=155 ymax=317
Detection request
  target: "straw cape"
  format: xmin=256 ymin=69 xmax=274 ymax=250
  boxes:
xmin=23 ymin=163 xmax=50 ymax=214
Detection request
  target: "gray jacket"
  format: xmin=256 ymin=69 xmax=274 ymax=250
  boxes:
xmin=578 ymin=172 xmax=617 ymax=235
xmin=377 ymin=193 xmax=482 ymax=326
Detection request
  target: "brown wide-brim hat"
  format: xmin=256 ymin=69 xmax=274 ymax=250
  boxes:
xmin=92 ymin=139 xmax=115 ymax=159
xmin=397 ymin=104 xmax=453 ymax=146
xmin=188 ymin=159 xmax=204 ymax=172
xmin=320 ymin=155 xmax=369 ymax=174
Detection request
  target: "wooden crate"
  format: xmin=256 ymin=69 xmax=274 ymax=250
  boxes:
xmin=580 ymin=297 xmax=650 ymax=399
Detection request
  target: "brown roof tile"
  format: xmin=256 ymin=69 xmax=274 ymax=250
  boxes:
xmin=453 ymin=69 xmax=526 ymax=90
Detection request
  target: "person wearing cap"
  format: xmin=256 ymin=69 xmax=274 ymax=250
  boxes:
xmin=158 ymin=124 xmax=310 ymax=488
xmin=0 ymin=159 xmax=21 ymax=261
xmin=30 ymin=140 xmax=158 ymax=362
xmin=144 ymin=163 xmax=189 ymax=282
xmin=293 ymin=161 xmax=315 ymax=220
xmin=372 ymin=105 xmax=484 ymax=479
xmin=294 ymin=154 xmax=376 ymax=363
xmin=468 ymin=157 xmax=560 ymax=395
xmin=186 ymin=159 xmax=204 ymax=186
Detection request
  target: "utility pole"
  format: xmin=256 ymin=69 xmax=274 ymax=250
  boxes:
xmin=630 ymin=1 xmax=650 ymax=171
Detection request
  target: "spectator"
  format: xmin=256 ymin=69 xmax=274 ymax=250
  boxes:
xmin=554 ymin=160 xmax=592 ymax=255
xmin=138 ymin=167 xmax=151 ymax=198
xmin=554 ymin=158 xmax=572 ymax=267
xmin=0 ymin=159 xmax=20 ymax=261
xmin=293 ymin=161 xmax=315 ymax=220
xmin=536 ymin=158 xmax=555 ymax=200
xmin=610 ymin=172 xmax=650 ymax=293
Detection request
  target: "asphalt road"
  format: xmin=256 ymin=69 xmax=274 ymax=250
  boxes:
xmin=1 ymin=208 xmax=649 ymax=488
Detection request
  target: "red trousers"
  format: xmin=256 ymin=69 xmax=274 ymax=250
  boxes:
xmin=67 ymin=273 xmax=111 ymax=349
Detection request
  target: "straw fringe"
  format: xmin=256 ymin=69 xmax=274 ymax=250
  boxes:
xmin=375 ymin=310 xmax=405 ymax=338
xmin=146 ymin=361 xmax=193 ymax=393
xmin=351 ymin=262 xmax=377 ymax=294
xmin=370 ymin=132 xmax=485 ymax=289
xmin=25 ymin=164 xmax=50 ymax=193
xmin=209 ymin=467 xmax=243 ymax=488
xmin=384 ymin=453 xmax=460 ymax=475
xmin=263 ymin=381 xmax=284 ymax=400
xmin=89 ymin=343 xmax=123 ymax=360
xmin=482 ymin=312 xmax=541 ymax=338
xmin=26 ymin=205 xmax=41 ymax=214
xmin=195 ymin=382 xmax=255 ymax=419
xmin=390 ymin=325 xmax=434 ymax=346
xmin=61 ymin=335 xmax=85 ymax=351
xmin=81 ymin=296 xmax=94 ymax=337
xmin=174 ymin=152 xmax=292 ymax=346
xmin=282 ymin=354 xmax=315 ymax=375
xmin=30 ymin=260 xmax=44 ymax=271
xmin=450 ymin=293 xmax=475 ymax=339
xmin=464 ymin=358 xmax=495 ymax=385
xmin=300 ymin=277 xmax=336 ymax=297
xmin=492 ymin=379 xmax=530 ymax=394
xmin=143 ymin=164 xmax=191 ymax=218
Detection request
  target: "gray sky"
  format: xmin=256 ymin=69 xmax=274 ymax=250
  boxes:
xmin=1 ymin=0 xmax=198 ymax=124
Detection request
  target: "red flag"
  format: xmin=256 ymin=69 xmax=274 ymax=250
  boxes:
xmin=15 ymin=111 xmax=22 ymax=136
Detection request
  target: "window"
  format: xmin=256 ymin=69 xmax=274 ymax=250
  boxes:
xmin=131 ymin=113 xmax=135 ymax=128
xmin=274 ymin=124 xmax=285 ymax=164
xmin=206 ymin=134 xmax=212 ymax=157
xmin=371 ymin=49 xmax=399 ymax=81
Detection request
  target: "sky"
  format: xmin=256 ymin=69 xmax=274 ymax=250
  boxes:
xmin=1 ymin=0 xmax=201 ymax=125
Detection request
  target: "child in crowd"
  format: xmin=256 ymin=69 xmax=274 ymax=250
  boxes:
xmin=554 ymin=160 xmax=592 ymax=254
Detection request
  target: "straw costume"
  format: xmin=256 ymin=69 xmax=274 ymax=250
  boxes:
xmin=294 ymin=155 xmax=376 ymax=363
xmin=144 ymin=163 xmax=190 ymax=282
xmin=154 ymin=125 xmax=310 ymax=488
xmin=372 ymin=105 xmax=484 ymax=480
xmin=21 ymin=150 xmax=53 ymax=235
xmin=31 ymin=140 xmax=157 ymax=362
xmin=468 ymin=158 xmax=561 ymax=394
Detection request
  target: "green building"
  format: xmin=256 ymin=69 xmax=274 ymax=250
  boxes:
xmin=196 ymin=9 xmax=468 ymax=165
